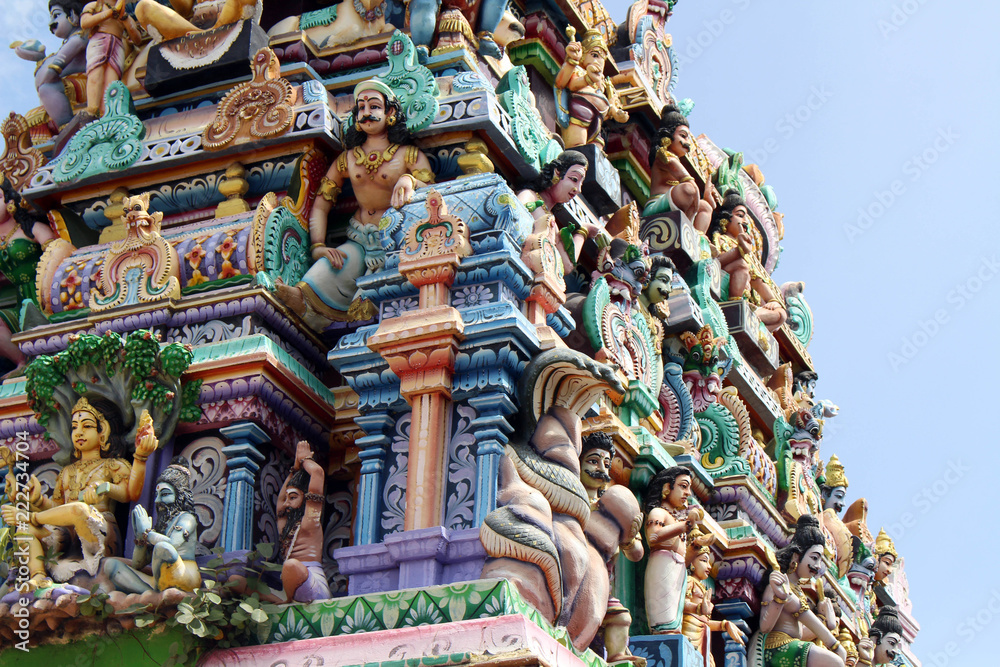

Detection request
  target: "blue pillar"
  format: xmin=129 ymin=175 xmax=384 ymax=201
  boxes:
xmin=468 ymin=392 xmax=516 ymax=524
xmin=219 ymin=422 xmax=268 ymax=552
xmin=353 ymin=412 xmax=395 ymax=545
xmin=714 ymin=600 xmax=752 ymax=667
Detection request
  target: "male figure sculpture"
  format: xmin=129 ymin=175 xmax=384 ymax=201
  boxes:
xmin=104 ymin=456 xmax=201 ymax=592
xmin=273 ymin=79 xmax=433 ymax=327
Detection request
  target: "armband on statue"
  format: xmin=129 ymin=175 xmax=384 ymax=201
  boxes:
xmin=318 ymin=177 xmax=342 ymax=203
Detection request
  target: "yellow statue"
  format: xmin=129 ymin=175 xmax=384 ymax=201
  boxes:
xmin=0 ymin=398 xmax=156 ymax=589
xmin=135 ymin=0 xmax=260 ymax=43
xmin=682 ymin=544 xmax=744 ymax=666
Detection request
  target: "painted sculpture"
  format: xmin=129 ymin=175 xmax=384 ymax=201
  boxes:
xmin=646 ymin=104 xmax=718 ymax=232
xmin=641 ymin=255 xmax=677 ymax=322
xmin=89 ymin=192 xmax=181 ymax=310
xmin=555 ymin=27 xmax=629 ymax=148
xmin=679 ymin=325 xmax=732 ymax=412
xmin=135 ymin=0 xmax=259 ymax=43
xmin=0 ymin=178 xmax=59 ymax=375
xmin=80 ymin=0 xmax=141 ymax=117
xmin=480 ymin=349 xmax=641 ymax=651
xmin=580 ymin=431 xmax=614 ymax=505
xmin=872 ymin=529 xmax=897 ymax=586
xmin=268 ymin=0 xmax=393 ymax=48
xmin=517 ymin=151 xmax=600 ymax=325
xmin=643 ymin=466 xmax=703 ymax=633
xmin=820 ymin=454 xmax=849 ymax=515
xmin=857 ymin=606 xmax=904 ymax=665
xmin=271 ymin=79 xmax=433 ymax=327
xmin=683 ymin=544 xmax=743 ymax=666
xmin=103 ymin=456 xmax=201 ymax=593
xmin=749 ymin=515 xmax=848 ymax=666
xmin=12 ymin=0 xmax=88 ymax=128
xmin=579 ymin=431 xmax=644 ymax=664
xmin=0 ymin=399 xmax=155 ymax=589
xmin=268 ymin=441 xmax=330 ymax=603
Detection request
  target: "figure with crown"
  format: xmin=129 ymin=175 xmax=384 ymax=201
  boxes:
xmin=0 ymin=399 xmax=157 ymax=590
xmin=555 ymin=27 xmax=629 ymax=148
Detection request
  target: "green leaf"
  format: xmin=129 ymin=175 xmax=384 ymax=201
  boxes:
xmin=205 ymin=593 xmax=222 ymax=605
xmin=255 ymin=543 xmax=275 ymax=559
xmin=250 ymin=608 xmax=268 ymax=624
xmin=239 ymin=602 xmax=253 ymax=614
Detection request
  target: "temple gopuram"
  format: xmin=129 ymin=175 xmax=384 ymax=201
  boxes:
xmin=0 ymin=0 xmax=919 ymax=665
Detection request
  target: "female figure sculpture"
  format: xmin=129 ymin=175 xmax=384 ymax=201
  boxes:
xmin=0 ymin=177 xmax=59 ymax=375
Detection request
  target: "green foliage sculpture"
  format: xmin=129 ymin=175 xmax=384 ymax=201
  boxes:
xmin=25 ymin=329 xmax=201 ymax=464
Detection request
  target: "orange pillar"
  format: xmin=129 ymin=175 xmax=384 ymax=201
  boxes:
xmin=367 ymin=190 xmax=471 ymax=531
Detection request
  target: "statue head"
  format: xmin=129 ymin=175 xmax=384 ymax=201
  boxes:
xmin=0 ymin=175 xmax=47 ymax=238
xmin=580 ymin=431 xmax=614 ymax=498
xmin=653 ymin=105 xmax=692 ymax=162
xmin=793 ymin=370 xmax=818 ymax=399
xmin=687 ymin=544 xmax=712 ymax=580
xmin=869 ymin=606 xmax=904 ymax=664
xmin=644 ymin=466 xmax=693 ymax=513
xmin=873 ymin=528 xmax=898 ymax=583
xmin=643 ymin=255 xmax=677 ymax=308
xmin=775 ymin=514 xmax=827 ymax=581
xmin=49 ymin=0 xmax=84 ymax=37
xmin=277 ymin=467 xmax=311 ymax=558
xmin=345 ymin=80 xmax=412 ymax=149
xmin=154 ymin=456 xmax=196 ymax=533
xmin=788 ymin=408 xmax=822 ymax=468
xmin=708 ymin=190 xmax=750 ymax=240
xmin=578 ymin=29 xmax=610 ymax=71
xmin=531 ymin=150 xmax=589 ymax=204
xmin=493 ymin=10 xmax=525 ymax=50
xmin=678 ymin=325 xmax=732 ymax=411
xmin=70 ymin=396 xmax=127 ymax=460
xmin=820 ymin=454 xmax=849 ymax=514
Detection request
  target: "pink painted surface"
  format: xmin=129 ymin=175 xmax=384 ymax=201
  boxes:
xmin=200 ymin=614 xmax=592 ymax=667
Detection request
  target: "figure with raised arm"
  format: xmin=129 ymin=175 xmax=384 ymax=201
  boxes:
xmin=79 ymin=0 xmax=141 ymax=117
xmin=0 ymin=400 xmax=155 ymax=589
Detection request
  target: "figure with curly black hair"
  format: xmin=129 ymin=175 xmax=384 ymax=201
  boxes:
xmin=272 ymin=79 xmax=435 ymax=328
xmin=709 ymin=190 xmax=788 ymax=330
xmin=751 ymin=515 xmax=848 ymax=666
xmin=13 ymin=0 xmax=88 ymax=127
xmin=646 ymin=105 xmax=719 ymax=233
xmin=0 ymin=177 xmax=60 ymax=375
xmin=857 ymin=606 xmax=905 ymax=665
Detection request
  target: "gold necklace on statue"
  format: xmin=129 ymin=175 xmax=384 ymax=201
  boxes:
xmin=354 ymin=144 xmax=401 ymax=179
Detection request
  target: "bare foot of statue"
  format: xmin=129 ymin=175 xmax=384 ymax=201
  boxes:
xmin=273 ymin=278 xmax=307 ymax=317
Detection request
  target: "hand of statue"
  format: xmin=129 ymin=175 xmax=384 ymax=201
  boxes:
xmin=816 ymin=598 xmax=836 ymax=628
xmin=132 ymin=503 xmax=152 ymax=537
xmin=13 ymin=42 xmax=46 ymax=62
xmin=565 ymin=42 xmax=583 ymax=64
xmin=26 ymin=475 xmax=42 ymax=507
xmin=134 ymin=432 xmax=158 ymax=462
xmin=686 ymin=506 xmax=704 ymax=524
xmin=723 ymin=620 xmax=745 ymax=646
xmin=294 ymin=440 xmax=313 ymax=468
xmin=0 ymin=503 xmax=18 ymax=527
xmin=391 ymin=177 xmax=416 ymax=209
xmin=768 ymin=571 xmax=789 ymax=599
xmin=81 ymin=484 xmax=101 ymax=505
xmin=737 ymin=233 xmax=753 ymax=254
xmin=314 ymin=246 xmax=347 ymax=270
xmin=760 ymin=301 xmax=783 ymax=312
xmin=856 ymin=638 xmax=874 ymax=660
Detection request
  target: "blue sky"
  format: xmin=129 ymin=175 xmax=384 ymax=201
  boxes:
xmin=2 ymin=0 xmax=997 ymax=663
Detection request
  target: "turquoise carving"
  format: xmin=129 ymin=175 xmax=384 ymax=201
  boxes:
xmin=55 ymin=82 xmax=145 ymax=183
xmin=381 ymin=31 xmax=439 ymax=133
xmin=496 ymin=66 xmax=561 ymax=171
xmin=262 ymin=206 xmax=310 ymax=287
xmin=783 ymin=284 xmax=814 ymax=347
